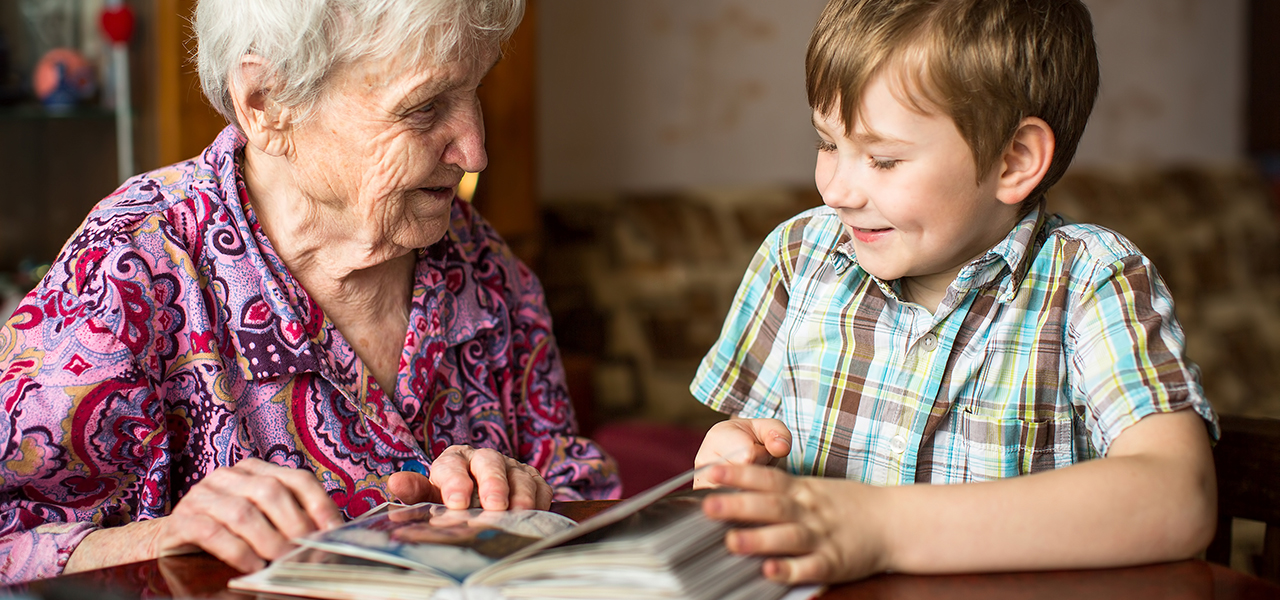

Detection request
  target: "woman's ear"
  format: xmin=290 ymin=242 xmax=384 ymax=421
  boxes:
xmin=995 ymin=116 xmax=1055 ymax=206
xmin=228 ymin=55 xmax=293 ymax=157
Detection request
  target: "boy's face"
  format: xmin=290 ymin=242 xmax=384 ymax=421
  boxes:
xmin=813 ymin=73 xmax=1022 ymax=299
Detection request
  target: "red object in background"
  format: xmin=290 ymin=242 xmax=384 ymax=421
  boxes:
xmin=592 ymin=421 xmax=707 ymax=497
xmin=101 ymin=4 xmax=136 ymax=44
xmin=558 ymin=352 xmax=708 ymax=497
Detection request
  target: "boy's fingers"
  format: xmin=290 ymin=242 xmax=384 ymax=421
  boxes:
xmin=724 ymin=522 xmax=817 ymax=556
xmin=703 ymin=487 xmax=798 ymax=526
xmin=702 ymin=463 xmax=793 ymax=493
xmin=764 ymin=555 xmax=834 ymax=586
xmin=750 ymin=419 xmax=793 ymax=458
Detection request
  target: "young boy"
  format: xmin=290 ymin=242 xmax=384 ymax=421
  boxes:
xmin=691 ymin=0 xmax=1218 ymax=585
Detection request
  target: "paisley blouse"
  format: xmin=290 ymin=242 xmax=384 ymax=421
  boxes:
xmin=0 ymin=126 xmax=619 ymax=582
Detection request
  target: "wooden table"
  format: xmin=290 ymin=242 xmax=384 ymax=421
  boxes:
xmin=9 ymin=500 xmax=1280 ymax=600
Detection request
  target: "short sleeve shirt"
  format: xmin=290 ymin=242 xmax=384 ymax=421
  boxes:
xmin=0 ymin=126 xmax=619 ymax=583
xmin=691 ymin=204 xmax=1217 ymax=485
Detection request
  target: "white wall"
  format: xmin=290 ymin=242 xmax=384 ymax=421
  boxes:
xmin=1077 ymin=0 xmax=1245 ymax=167
xmin=538 ymin=0 xmax=1246 ymax=198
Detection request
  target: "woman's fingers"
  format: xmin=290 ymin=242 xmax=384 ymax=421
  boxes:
xmin=211 ymin=493 xmax=297 ymax=560
xmin=388 ymin=470 xmax=440 ymax=505
xmin=429 ymin=446 xmax=482 ymax=509
xmin=160 ymin=513 xmax=267 ymax=573
xmin=427 ymin=445 xmax=553 ymax=510
xmin=429 ymin=446 xmax=511 ymax=509
xmin=161 ymin=458 xmax=343 ymax=569
xmin=203 ymin=459 xmax=340 ymax=538
xmin=505 ymin=462 xmax=551 ymax=510
xmin=534 ymin=473 xmax=554 ymax=510
xmin=469 ymin=449 xmax=514 ymax=510
xmin=246 ymin=459 xmax=345 ymax=530
xmin=174 ymin=478 xmax=294 ymax=562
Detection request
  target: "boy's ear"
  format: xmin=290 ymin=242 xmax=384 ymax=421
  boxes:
xmin=994 ymin=117 xmax=1055 ymax=206
xmin=228 ymin=55 xmax=293 ymax=157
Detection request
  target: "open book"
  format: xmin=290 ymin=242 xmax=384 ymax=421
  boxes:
xmin=228 ymin=467 xmax=794 ymax=600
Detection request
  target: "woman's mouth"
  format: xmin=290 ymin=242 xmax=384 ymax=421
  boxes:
xmin=419 ymin=186 xmax=456 ymax=198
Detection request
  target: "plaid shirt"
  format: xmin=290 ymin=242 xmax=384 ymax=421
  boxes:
xmin=691 ymin=204 xmax=1217 ymax=485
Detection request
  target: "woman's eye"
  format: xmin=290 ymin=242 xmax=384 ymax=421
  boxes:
xmin=416 ymin=102 xmax=437 ymax=114
xmin=815 ymin=140 xmax=837 ymax=153
xmin=869 ymin=156 xmax=899 ymax=170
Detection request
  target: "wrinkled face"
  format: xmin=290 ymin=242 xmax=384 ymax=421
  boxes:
xmin=813 ymin=72 xmax=1017 ymax=293
xmin=286 ymin=43 xmax=498 ymax=258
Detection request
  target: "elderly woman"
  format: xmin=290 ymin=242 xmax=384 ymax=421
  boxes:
xmin=0 ymin=0 xmax=618 ymax=583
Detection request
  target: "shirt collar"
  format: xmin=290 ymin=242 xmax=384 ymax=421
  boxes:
xmin=195 ymin=126 xmax=328 ymax=381
xmin=828 ymin=202 xmax=1047 ymax=305
xmin=953 ymin=203 xmax=1045 ymax=303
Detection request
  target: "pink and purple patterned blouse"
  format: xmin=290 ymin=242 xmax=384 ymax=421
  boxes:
xmin=0 ymin=126 xmax=620 ymax=583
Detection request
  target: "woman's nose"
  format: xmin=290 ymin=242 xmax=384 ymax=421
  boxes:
xmin=444 ymin=103 xmax=488 ymax=174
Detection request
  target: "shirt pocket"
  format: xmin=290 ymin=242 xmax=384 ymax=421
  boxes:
xmin=958 ymin=407 xmax=1075 ymax=481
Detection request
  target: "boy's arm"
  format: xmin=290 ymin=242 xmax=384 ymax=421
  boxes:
xmin=701 ymin=408 xmax=1215 ymax=584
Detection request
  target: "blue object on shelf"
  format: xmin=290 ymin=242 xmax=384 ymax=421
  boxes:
xmin=40 ymin=63 xmax=79 ymax=112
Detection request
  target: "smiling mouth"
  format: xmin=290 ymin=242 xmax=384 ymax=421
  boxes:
xmin=850 ymin=226 xmax=892 ymax=243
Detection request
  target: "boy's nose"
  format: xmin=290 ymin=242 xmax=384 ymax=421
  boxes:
xmin=817 ymin=161 xmax=865 ymax=210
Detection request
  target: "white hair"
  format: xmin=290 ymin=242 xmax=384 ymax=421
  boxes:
xmin=194 ymin=0 xmax=524 ymax=126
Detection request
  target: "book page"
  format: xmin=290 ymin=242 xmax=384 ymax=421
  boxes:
xmin=296 ymin=503 xmax=578 ymax=582
xmin=494 ymin=464 xmax=704 ymax=566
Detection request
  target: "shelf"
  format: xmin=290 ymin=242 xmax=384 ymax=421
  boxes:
xmin=0 ymin=103 xmax=117 ymax=120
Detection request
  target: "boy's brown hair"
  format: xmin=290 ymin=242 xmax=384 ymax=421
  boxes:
xmin=806 ymin=0 xmax=1099 ymax=210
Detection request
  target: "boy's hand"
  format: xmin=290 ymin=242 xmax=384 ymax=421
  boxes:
xmin=694 ymin=418 xmax=792 ymax=488
xmin=700 ymin=463 xmax=888 ymax=584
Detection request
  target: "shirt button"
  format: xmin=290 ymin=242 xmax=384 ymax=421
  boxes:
xmin=920 ymin=333 xmax=938 ymax=352
xmin=889 ymin=435 xmax=908 ymax=454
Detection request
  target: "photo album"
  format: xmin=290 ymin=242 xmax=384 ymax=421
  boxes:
xmin=229 ymin=467 xmax=802 ymax=600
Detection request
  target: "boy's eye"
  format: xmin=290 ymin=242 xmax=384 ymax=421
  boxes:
xmin=815 ymin=140 xmax=837 ymax=153
xmin=869 ymin=156 xmax=899 ymax=170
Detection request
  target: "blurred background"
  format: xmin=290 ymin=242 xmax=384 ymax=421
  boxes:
xmin=1 ymin=0 xmax=1277 ymax=510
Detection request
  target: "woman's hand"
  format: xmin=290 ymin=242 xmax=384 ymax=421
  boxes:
xmin=66 ymin=458 xmax=343 ymax=574
xmin=700 ymin=463 xmax=889 ymax=585
xmin=693 ymin=418 xmax=792 ymax=488
xmin=386 ymin=445 xmax=552 ymax=511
